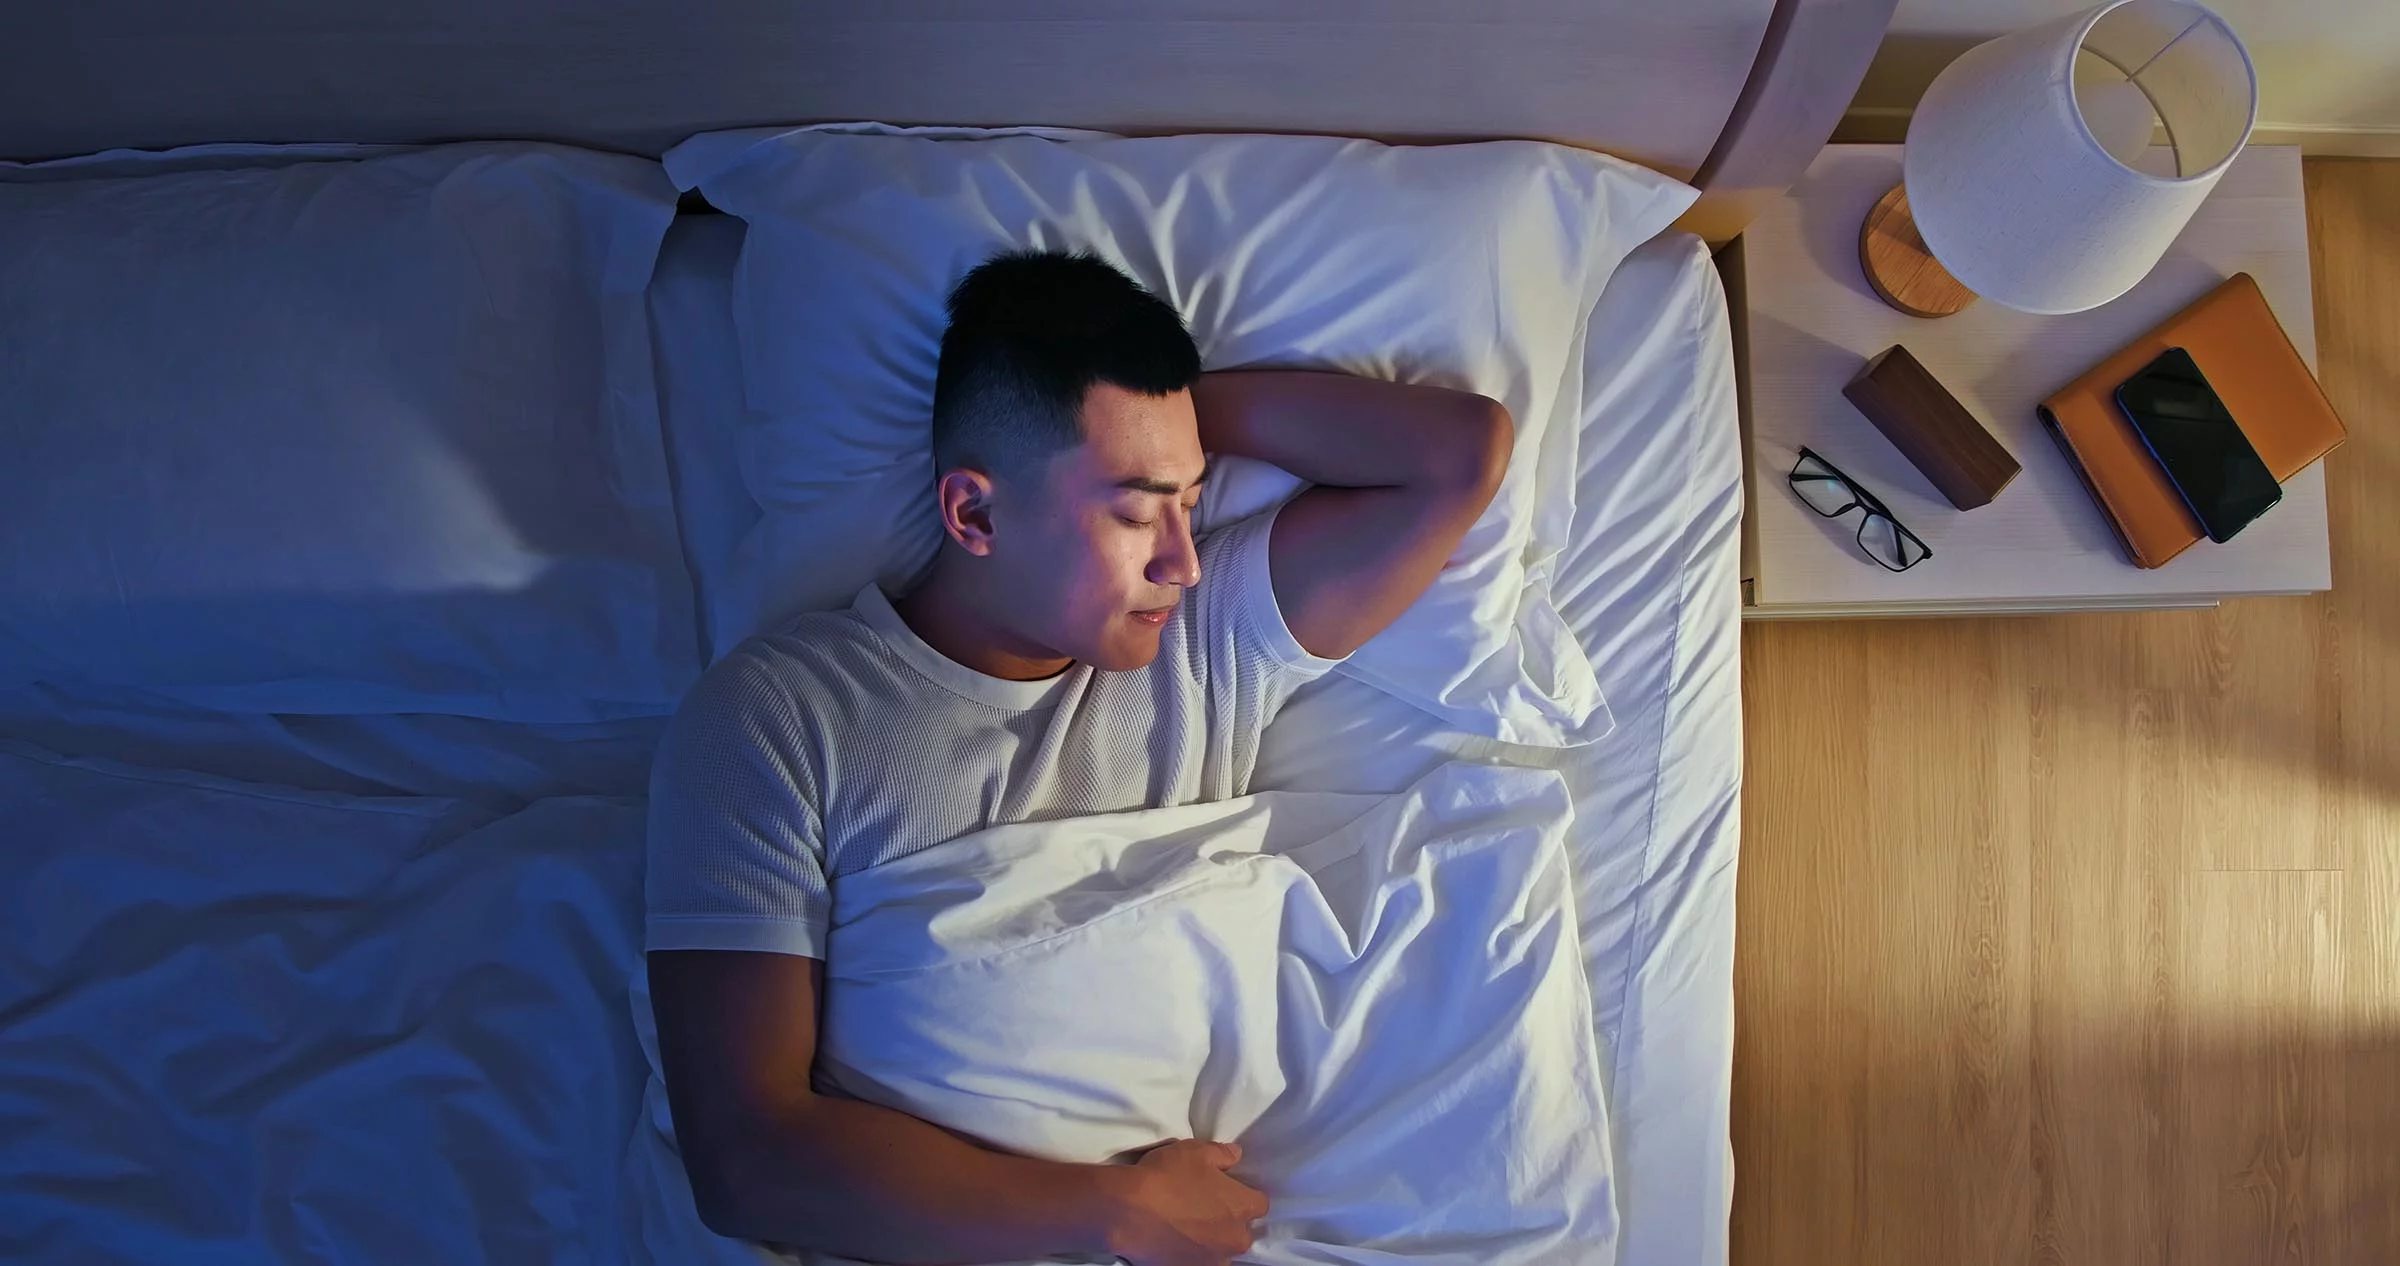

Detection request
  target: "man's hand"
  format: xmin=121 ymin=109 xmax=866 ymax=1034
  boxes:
xmin=656 ymin=950 xmax=1266 ymax=1265
xmin=1102 ymin=1140 xmax=1269 ymax=1266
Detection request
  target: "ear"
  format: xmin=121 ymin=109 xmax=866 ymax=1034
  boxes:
xmin=935 ymin=468 xmax=1000 ymax=556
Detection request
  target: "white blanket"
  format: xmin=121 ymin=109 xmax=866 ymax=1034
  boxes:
xmin=813 ymin=761 xmax=1615 ymax=1265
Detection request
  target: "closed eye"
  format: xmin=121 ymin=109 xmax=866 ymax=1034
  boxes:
xmin=1118 ymin=494 xmax=1199 ymax=528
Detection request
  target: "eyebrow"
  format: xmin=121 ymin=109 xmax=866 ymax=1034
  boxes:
xmin=1114 ymin=459 xmax=1214 ymax=497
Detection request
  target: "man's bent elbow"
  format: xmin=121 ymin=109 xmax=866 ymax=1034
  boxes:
xmin=690 ymin=1185 xmax=751 ymax=1243
xmin=1442 ymin=395 xmax=1513 ymax=502
xmin=681 ymin=1119 xmax=810 ymax=1244
xmin=683 ymin=1137 xmax=767 ymax=1241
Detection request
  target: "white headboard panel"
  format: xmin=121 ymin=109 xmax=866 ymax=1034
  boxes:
xmin=0 ymin=0 xmax=1893 ymax=237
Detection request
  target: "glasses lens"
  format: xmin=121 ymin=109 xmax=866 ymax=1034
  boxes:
xmin=1858 ymin=513 xmax=1929 ymax=571
xmin=1789 ymin=453 xmax=1858 ymax=518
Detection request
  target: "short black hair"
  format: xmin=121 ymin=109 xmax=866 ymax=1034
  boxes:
xmin=931 ymin=249 xmax=1202 ymax=476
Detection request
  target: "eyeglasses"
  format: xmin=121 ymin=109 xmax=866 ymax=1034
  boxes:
xmin=1787 ymin=447 xmax=1931 ymax=572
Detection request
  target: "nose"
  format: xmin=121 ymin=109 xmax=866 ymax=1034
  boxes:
xmin=1148 ymin=518 xmax=1201 ymax=590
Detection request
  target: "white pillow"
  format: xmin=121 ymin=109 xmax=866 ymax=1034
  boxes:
xmin=0 ymin=143 xmax=698 ymax=721
xmin=666 ymin=123 xmax=1696 ymax=744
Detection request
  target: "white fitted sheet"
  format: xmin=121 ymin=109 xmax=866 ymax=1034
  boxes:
xmin=1551 ymin=233 xmax=1744 ymax=1266
xmin=0 ymin=218 xmax=1740 ymax=1266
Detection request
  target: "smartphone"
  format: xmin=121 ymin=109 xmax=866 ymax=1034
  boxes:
xmin=2114 ymin=347 xmax=2281 ymax=544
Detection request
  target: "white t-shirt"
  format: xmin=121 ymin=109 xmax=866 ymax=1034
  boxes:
xmin=645 ymin=508 xmax=1338 ymax=960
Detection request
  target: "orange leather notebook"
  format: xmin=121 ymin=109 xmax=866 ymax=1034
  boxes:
xmin=2037 ymin=273 xmax=2348 ymax=569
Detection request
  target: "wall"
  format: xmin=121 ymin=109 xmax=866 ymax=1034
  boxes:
xmin=1844 ymin=0 xmax=2400 ymax=153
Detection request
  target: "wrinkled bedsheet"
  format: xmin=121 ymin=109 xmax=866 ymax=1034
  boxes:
xmin=0 ymin=743 xmax=652 ymax=1265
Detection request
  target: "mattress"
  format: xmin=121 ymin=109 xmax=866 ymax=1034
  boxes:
xmin=0 ymin=217 xmax=1741 ymax=1266
xmin=639 ymin=217 xmax=1746 ymax=1266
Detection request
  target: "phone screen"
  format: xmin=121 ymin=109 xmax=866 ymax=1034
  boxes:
xmin=2115 ymin=347 xmax=2281 ymax=544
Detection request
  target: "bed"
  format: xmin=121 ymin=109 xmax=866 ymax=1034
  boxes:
xmin=0 ymin=3 xmax=1879 ymax=1263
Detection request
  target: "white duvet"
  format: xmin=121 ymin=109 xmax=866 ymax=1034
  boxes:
xmin=796 ymin=761 xmax=1614 ymax=1265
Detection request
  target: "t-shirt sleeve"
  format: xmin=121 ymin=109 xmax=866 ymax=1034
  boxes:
xmin=1194 ymin=502 xmax=1344 ymax=707
xmin=644 ymin=649 xmax=832 ymax=960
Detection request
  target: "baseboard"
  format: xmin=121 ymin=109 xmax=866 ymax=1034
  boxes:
xmin=2246 ymin=124 xmax=2400 ymax=158
xmin=1836 ymin=108 xmax=2400 ymax=157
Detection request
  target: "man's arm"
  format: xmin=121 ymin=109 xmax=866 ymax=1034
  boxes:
xmin=1190 ymin=371 xmax=1510 ymax=659
xmin=649 ymin=949 xmax=1267 ymax=1266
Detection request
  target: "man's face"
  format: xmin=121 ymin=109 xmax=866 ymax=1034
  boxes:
xmin=995 ymin=383 xmax=1207 ymax=671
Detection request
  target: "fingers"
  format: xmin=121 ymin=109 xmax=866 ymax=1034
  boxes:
xmin=1208 ymin=1217 xmax=1260 ymax=1259
xmin=1203 ymin=1141 xmax=1267 ymax=1219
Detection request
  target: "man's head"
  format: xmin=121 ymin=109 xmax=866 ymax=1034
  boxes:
xmin=928 ymin=250 xmax=1207 ymax=672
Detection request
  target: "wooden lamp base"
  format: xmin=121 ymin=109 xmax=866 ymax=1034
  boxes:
xmin=1859 ymin=184 xmax=1978 ymax=318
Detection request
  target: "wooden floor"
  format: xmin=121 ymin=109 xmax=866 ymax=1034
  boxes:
xmin=1731 ymin=159 xmax=2399 ymax=1266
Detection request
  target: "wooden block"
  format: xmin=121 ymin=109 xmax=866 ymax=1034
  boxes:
xmin=1842 ymin=345 xmax=2021 ymax=510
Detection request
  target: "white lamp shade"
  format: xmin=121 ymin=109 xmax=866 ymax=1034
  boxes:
xmin=1903 ymin=0 xmax=2257 ymax=314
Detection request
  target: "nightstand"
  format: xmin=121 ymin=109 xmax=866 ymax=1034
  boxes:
xmin=1735 ymin=143 xmax=2331 ymax=618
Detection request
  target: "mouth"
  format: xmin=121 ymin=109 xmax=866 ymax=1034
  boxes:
xmin=1129 ymin=605 xmax=1177 ymax=627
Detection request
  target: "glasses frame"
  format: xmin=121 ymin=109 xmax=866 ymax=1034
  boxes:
xmin=1786 ymin=446 xmax=1933 ymax=573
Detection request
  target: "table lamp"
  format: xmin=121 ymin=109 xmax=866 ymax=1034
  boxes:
xmin=1861 ymin=0 xmax=2258 ymax=318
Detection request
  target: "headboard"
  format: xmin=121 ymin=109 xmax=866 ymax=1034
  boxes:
xmin=0 ymin=0 xmax=1892 ymax=240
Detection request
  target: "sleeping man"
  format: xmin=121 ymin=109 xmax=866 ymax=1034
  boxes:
xmin=643 ymin=249 xmax=1508 ymax=1266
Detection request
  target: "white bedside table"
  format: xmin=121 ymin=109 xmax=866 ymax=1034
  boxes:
xmin=1736 ymin=143 xmax=2331 ymax=618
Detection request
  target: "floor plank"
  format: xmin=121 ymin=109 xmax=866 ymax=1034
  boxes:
xmin=1731 ymin=158 xmax=2399 ymax=1266
xmin=2175 ymin=870 xmax=2343 ymax=1264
